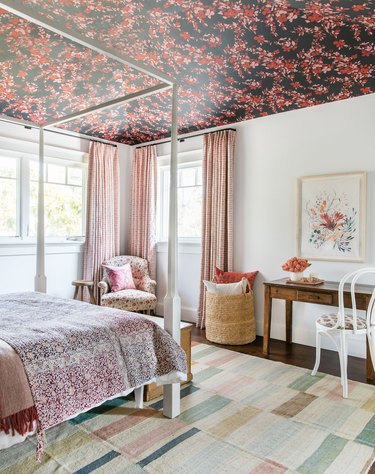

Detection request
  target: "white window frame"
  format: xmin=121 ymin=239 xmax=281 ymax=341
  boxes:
xmin=0 ymin=154 xmax=21 ymax=239
xmin=0 ymin=148 xmax=87 ymax=245
xmin=157 ymin=149 xmax=203 ymax=244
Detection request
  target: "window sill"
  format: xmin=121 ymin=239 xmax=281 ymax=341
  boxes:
xmin=157 ymin=241 xmax=201 ymax=255
xmin=0 ymin=241 xmax=84 ymax=256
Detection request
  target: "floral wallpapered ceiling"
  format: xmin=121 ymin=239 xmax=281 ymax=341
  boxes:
xmin=0 ymin=1 xmax=374 ymax=145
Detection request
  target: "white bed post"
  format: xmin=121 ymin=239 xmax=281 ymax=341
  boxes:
xmin=34 ymin=127 xmax=47 ymax=292
xmin=163 ymin=83 xmax=181 ymax=419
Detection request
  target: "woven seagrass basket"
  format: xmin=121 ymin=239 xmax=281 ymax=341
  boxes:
xmin=205 ymin=291 xmax=256 ymax=345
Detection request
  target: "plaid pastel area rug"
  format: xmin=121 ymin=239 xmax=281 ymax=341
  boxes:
xmin=1 ymin=343 xmax=375 ymax=474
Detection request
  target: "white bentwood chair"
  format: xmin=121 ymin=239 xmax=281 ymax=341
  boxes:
xmin=312 ymin=268 xmax=375 ymax=398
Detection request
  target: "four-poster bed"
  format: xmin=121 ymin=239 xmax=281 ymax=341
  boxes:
xmin=0 ymin=0 xmax=183 ymax=451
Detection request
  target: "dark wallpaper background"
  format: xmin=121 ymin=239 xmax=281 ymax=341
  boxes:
xmin=0 ymin=1 xmax=374 ymax=144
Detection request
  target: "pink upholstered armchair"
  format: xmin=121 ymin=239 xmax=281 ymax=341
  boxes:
xmin=98 ymin=255 xmax=157 ymax=314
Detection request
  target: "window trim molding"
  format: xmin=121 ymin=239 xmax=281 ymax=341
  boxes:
xmin=156 ymin=241 xmax=201 ymax=255
xmin=0 ymin=241 xmax=84 ymax=257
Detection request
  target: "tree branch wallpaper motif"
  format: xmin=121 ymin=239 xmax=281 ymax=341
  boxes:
xmin=0 ymin=1 xmax=374 ymax=144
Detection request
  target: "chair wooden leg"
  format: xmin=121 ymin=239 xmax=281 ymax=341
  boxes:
xmin=73 ymin=286 xmax=79 ymax=300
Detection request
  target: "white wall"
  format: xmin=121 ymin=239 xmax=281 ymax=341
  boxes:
xmin=234 ymin=93 xmax=375 ymax=358
xmin=151 ymin=93 xmax=375 ymax=358
xmin=0 ymin=121 xmax=131 ymax=299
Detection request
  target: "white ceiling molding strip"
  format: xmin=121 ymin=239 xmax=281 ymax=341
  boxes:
xmin=0 ymin=117 xmax=122 ymax=147
xmin=0 ymin=114 xmax=39 ymax=128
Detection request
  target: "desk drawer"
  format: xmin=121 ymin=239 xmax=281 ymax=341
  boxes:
xmin=270 ymin=287 xmax=296 ymax=300
xmin=297 ymin=291 xmax=333 ymax=305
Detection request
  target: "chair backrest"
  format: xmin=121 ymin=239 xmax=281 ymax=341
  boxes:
xmin=102 ymin=255 xmax=151 ymax=291
xmin=338 ymin=268 xmax=375 ymax=333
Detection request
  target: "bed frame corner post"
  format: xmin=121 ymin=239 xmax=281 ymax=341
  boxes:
xmin=163 ymin=82 xmax=181 ymax=419
xmin=34 ymin=127 xmax=47 ymax=293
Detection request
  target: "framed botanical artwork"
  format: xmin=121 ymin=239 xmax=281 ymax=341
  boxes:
xmin=296 ymin=172 xmax=366 ymax=262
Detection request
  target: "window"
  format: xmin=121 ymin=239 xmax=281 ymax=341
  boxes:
xmin=0 ymin=153 xmax=86 ymax=242
xmin=0 ymin=156 xmax=19 ymax=237
xmin=157 ymin=153 xmax=202 ymax=242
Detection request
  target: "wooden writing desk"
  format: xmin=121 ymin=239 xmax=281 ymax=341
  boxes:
xmin=263 ymin=278 xmax=375 ymax=380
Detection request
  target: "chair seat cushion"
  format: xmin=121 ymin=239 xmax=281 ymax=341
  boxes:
xmin=317 ymin=313 xmax=367 ymax=330
xmin=101 ymin=289 xmax=157 ymax=312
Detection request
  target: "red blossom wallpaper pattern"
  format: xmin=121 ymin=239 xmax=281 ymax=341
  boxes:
xmin=0 ymin=1 xmax=374 ymax=145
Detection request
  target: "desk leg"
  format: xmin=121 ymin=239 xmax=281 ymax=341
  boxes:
xmin=286 ymin=300 xmax=293 ymax=344
xmin=263 ymin=286 xmax=272 ymax=355
xmin=366 ymin=337 xmax=375 ymax=380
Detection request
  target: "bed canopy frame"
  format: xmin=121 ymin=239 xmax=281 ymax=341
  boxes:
xmin=0 ymin=1 xmax=182 ymax=418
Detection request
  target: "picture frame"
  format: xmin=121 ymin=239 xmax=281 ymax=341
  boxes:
xmin=296 ymin=172 xmax=366 ymax=262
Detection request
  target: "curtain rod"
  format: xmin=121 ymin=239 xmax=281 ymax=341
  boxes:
xmin=135 ymin=127 xmax=237 ymax=149
xmin=0 ymin=117 xmax=117 ymax=147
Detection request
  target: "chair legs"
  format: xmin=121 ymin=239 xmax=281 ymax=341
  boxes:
xmin=312 ymin=329 xmax=349 ymax=398
xmin=312 ymin=330 xmax=321 ymax=376
xmin=339 ymin=332 xmax=348 ymax=398
xmin=368 ymin=327 xmax=375 ymax=372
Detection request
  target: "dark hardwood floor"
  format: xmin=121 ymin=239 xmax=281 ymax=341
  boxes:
xmin=192 ymin=327 xmax=375 ymax=386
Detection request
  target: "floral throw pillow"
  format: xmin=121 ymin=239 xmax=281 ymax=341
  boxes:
xmin=103 ymin=263 xmax=136 ymax=292
xmin=213 ymin=266 xmax=258 ymax=290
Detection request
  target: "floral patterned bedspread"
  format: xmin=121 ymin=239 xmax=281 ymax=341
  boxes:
xmin=0 ymin=292 xmax=186 ymax=453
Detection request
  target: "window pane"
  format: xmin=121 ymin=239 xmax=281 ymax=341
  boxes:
xmin=178 ymin=186 xmax=202 ymax=238
xmin=29 ymin=161 xmax=39 ymax=181
xmin=67 ymin=167 xmax=83 ymax=186
xmin=159 ymin=164 xmax=203 ymax=241
xmin=0 ymin=157 xmax=17 ymax=178
xmin=0 ymin=178 xmax=17 ymax=236
xmin=47 ymin=164 xmax=65 ymax=184
xmin=197 ymin=167 xmax=202 ymax=185
xmin=179 ymin=167 xmax=196 ymax=187
xmin=29 ymin=182 xmax=83 ymax=237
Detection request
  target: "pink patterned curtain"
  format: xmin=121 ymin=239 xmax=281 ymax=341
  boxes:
xmin=83 ymin=142 xmax=119 ymax=301
xmin=129 ymin=145 xmax=157 ymax=280
xmin=197 ymin=129 xmax=236 ymax=328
